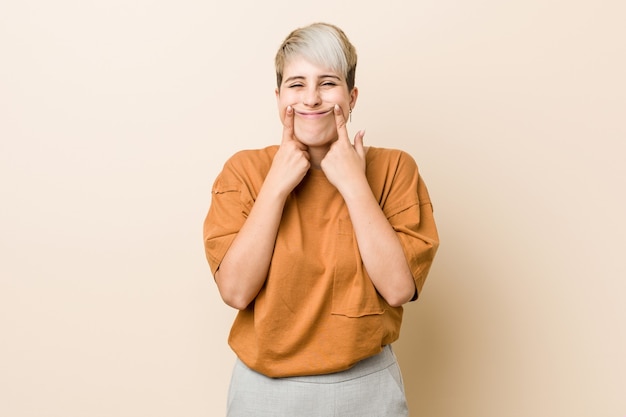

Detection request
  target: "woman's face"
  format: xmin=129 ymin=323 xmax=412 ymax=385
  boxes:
xmin=276 ymin=56 xmax=357 ymax=148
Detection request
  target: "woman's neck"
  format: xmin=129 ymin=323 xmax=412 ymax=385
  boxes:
xmin=307 ymin=145 xmax=331 ymax=170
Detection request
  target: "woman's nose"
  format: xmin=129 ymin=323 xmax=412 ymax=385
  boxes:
xmin=302 ymin=86 xmax=321 ymax=107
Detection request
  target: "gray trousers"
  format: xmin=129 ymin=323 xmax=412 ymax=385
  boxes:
xmin=226 ymin=345 xmax=409 ymax=417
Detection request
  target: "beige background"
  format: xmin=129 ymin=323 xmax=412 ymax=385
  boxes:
xmin=1 ymin=0 xmax=624 ymax=416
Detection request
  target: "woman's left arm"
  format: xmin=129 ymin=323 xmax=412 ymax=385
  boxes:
xmin=322 ymin=106 xmax=418 ymax=307
xmin=344 ymin=183 xmax=417 ymax=307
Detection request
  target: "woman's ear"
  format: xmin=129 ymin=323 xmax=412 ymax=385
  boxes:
xmin=349 ymin=87 xmax=359 ymax=110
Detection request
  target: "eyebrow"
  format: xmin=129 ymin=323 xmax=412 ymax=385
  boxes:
xmin=283 ymin=74 xmax=342 ymax=83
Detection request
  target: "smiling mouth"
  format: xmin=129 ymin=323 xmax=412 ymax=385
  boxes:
xmin=294 ymin=108 xmax=334 ymax=118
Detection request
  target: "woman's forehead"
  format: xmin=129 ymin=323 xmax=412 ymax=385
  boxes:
xmin=283 ymin=56 xmax=341 ymax=78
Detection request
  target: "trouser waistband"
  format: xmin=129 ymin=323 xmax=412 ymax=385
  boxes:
xmin=277 ymin=345 xmax=396 ymax=384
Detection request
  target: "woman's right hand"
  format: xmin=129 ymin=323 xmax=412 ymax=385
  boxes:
xmin=215 ymin=106 xmax=309 ymax=309
xmin=265 ymin=106 xmax=310 ymax=197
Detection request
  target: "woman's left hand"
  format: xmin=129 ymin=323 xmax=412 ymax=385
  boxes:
xmin=320 ymin=104 xmax=367 ymax=194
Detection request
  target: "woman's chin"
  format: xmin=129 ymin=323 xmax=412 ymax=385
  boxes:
xmin=294 ymin=128 xmax=336 ymax=148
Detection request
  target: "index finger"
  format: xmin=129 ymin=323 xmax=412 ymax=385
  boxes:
xmin=281 ymin=105 xmax=295 ymax=144
xmin=333 ymin=104 xmax=350 ymax=143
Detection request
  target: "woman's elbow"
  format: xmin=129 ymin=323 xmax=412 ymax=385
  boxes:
xmin=215 ymin=270 xmax=254 ymax=310
xmin=384 ymin=282 xmax=417 ymax=308
xmin=220 ymin=292 xmax=252 ymax=310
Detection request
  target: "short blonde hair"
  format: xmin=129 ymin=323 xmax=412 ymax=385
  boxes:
xmin=275 ymin=22 xmax=358 ymax=91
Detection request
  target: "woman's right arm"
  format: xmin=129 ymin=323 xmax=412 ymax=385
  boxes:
xmin=215 ymin=182 xmax=287 ymax=310
xmin=215 ymin=106 xmax=309 ymax=310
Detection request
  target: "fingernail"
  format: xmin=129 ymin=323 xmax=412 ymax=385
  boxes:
xmin=287 ymin=105 xmax=292 ymax=112
xmin=334 ymin=104 xmax=340 ymax=112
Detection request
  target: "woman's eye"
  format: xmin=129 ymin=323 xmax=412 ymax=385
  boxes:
xmin=322 ymin=82 xmax=336 ymax=87
xmin=288 ymin=83 xmax=303 ymax=88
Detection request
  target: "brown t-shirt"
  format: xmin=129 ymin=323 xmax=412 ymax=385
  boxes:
xmin=204 ymin=145 xmax=439 ymax=377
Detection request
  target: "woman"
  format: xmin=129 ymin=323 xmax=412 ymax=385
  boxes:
xmin=204 ymin=22 xmax=439 ymax=417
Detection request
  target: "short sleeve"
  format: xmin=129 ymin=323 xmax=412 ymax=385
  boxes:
xmin=389 ymin=177 xmax=439 ymax=294
xmin=384 ymin=153 xmax=439 ymax=298
xmin=203 ymin=165 xmax=253 ymax=277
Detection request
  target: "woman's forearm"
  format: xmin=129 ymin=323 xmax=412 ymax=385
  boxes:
xmin=342 ymin=181 xmax=416 ymax=307
xmin=215 ymin=185 xmax=288 ymax=310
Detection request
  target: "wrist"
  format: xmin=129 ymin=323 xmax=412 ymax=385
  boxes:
xmin=259 ymin=176 xmax=291 ymax=204
xmin=338 ymin=178 xmax=374 ymax=205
